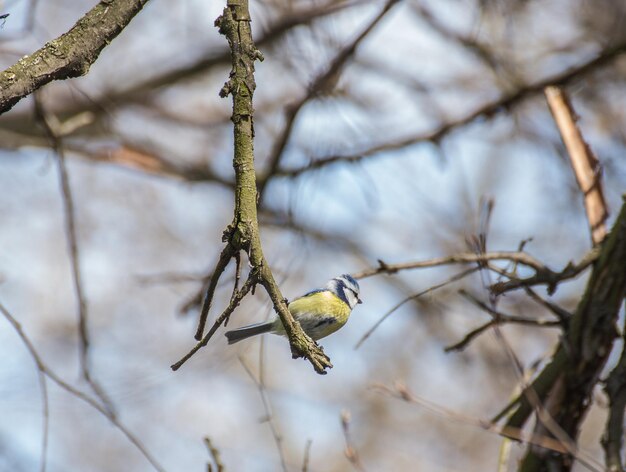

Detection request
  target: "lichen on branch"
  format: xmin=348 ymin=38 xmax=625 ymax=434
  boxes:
xmin=0 ymin=0 xmax=151 ymax=115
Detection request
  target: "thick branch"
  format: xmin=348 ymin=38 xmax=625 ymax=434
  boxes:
xmin=603 ymin=339 xmax=626 ymax=472
xmin=509 ymin=198 xmax=626 ymax=471
xmin=0 ymin=0 xmax=150 ymax=114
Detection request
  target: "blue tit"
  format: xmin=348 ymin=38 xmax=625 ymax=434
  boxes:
xmin=225 ymin=274 xmax=362 ymax=344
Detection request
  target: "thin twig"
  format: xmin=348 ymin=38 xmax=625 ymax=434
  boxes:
xmin=0 ymin=301 xmax=166 ymax=472
xmin=34 ymin=93 xmax=116 ymax=417
xmin=276 ymin=40 xmax=626 ymax=179
xmin=37 ymin=369 xmax=49 ymax=472
xmin=258 ymin=0 xmax=401 ymax=197
xmin=523 ymin=286 xmax=572 ymax=321
xmin=340 ymin=410 xmax=366 ymax=472
xmin=71 ymin=143 xmax=233 ymax=188
xmin=373 ymin=382 xmax=604 ymax=469
xmin=204 ymin=437 xmax=225 ymax=472
xmin=353 ymin=249 xmax=598 ymax=295
xmin=461 ymin=222 xmax=603 ymax=472
xmin=172 ymin=275 xmax=256 ymax=371
xmin=302 ymin=439 xmax=312 ymax=472
xmin=355 ymin=252 xmax=549 ymax=279
xmin=195 ymin=244 xmax=236 ymax=340
xmin=239 ymin=356 xmax=288 ymax=472
xmin=355 ymin=267 xmax=480 ymax=349
xmin=225 ymin=251 xmax=242 ymax=327
xmin=443 ymin=292 xmax=560 ymax=353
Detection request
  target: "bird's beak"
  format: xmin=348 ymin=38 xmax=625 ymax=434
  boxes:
xmin=357 ymin=298 xmax=363 ymax=304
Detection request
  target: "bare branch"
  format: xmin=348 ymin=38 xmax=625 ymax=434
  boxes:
xmin=443 ymin=290 xmax=561 ymax=353
xmin=0 ymin=0 xmax=151 ymax=114
xmin=374 ymin=383 xmax=603 ymax=472
xmin=37 ymin=369 xmax=48 ymax=472
xmin=355 ymin=267 xmax=480 ymax=349
xmin=302 ymin=439 xmax=312 ymax=472
xmin=204 ymin=437 xmax=225 ymax=472
xmin=340 ymin=410 xmax=366 ymax=472
xmin=545 ymin=86 xmax=609 ymax=245
xmin=171 ymin=275 xmax=255 ymax=371
xmin=508 ymin=199 xmax=626 ymax=470
xmin=523 ymin=286 xmax=572 ymax=322
xmin=0 ymin=301 xmax=166 ymax=472
xmin=277 ymin=40 xmax=626 ymax=178
xmin=355 ymin=252 xmax=549 ymax=278
xmin=602 ymin=336 xmax=626 ymax=472
xmin=195 ymin=244 xmax=237 ymax=340
xmin=239 ymin=356 xmax=288 ymax=472
xmin=71 ymin=143 xmax=233 ymax=188
xmin=88 ymin=0 xmax=358 ymax=110
xmin=172 ymin=0 xmax=333 ymax=374
xmin=34 ymin=93 xmax=115 ymax=417
xmin=258 ymin=0 xmax=401 ymax=196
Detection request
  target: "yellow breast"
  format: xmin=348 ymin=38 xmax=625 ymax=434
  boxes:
xmin=273 ymin=291 xmax=352 ymax=340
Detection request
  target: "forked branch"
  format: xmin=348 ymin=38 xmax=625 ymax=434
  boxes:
xmin=171 ymin=0 xmax=332 ymax=374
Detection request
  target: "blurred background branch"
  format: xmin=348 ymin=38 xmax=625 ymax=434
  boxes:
xmin=1 ymin=0 xmax=626 ymax=471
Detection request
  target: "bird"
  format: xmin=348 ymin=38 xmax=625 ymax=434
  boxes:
xmin=225 ymin=274 xmax=362 ymax=345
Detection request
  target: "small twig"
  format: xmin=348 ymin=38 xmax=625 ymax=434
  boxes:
xmin=354 ymin=249 xmax=598 ymax=296
xmin=373 ymin=382 xmax=604 ymax=470
xmin=172 ymin=275 xmax=256 ymax=371
xmin=0 ymin=301 xmax=166 ymax=472
xmin=443 ymin=292 xmax=560 ymax=353
xmin=258 ymin=0 xmax=401 ymax=197
xmin=239 ymin=356 xmax=288 ymax=472
xmin=491 ymin=236 xmax=533 ymax=290
xmin=38 ymin=369 xmax=49 ymax=472
xmin=34 ymin=93 xmax=116 ymax=418
xmin=225 ymin=251 xmax=242 ymax=327
xmin=195 ymin=244 xmax=236 ymax=340
xmin=302 ymin=439 xmax=313 ymax=472
xmin=523 ymin=286 xmax=572 ymax=322
xmin=490 ymin=247 xmax=600 ymax=295
xmin=275 ymin=40 xmax=626 ymax=180
xmin=135 ymin=270 xmax=210 ymax=286
xmin=444 ymin=320 xmax=496 ymax=352
xmin=204 ymin=437 xmax=225 ymax=472
xmin=71 ymin=143 xmax=233 ymax=188
xmin=545 ymin=86 xmax=609 ymax=245
xmin=355 ymin=251 xmax=549 ymax=279
xmin=355 ymin=267 xmax=480 ymax=349
xmin=340 ymin=410 xmax=366 ymax=472
xmin=492 ymin=326 xmax=603 ymax=472
xmin=460 ymin=228 xmax=602 ymax=472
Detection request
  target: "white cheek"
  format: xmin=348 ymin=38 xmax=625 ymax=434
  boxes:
xmin=345 ymin=291 xmax=359 ymax=309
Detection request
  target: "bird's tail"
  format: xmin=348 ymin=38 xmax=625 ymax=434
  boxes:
xmin=225 ymin=321 xmax=274 ymax=344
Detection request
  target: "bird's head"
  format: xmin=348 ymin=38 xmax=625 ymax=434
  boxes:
xmin=327 ymin=274 xmax=362 ymax=309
